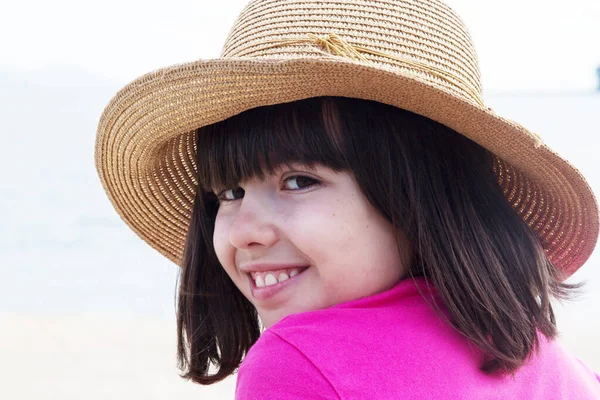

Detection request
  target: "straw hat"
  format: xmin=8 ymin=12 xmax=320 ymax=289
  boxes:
xmin=94 ymin=0 xmax=598 ymax=278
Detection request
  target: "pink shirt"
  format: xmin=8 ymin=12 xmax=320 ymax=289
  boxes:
xmin=235 ymin=277 xmax=600 ymax=399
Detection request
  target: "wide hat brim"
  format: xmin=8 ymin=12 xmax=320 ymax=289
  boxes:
xmin=94 ymin=55 xmax=599 ymax=278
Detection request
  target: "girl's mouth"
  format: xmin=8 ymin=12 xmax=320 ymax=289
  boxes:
xmin=248 ymin=266 xmax=309 ymax=301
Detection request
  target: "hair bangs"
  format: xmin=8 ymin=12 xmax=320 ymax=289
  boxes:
xmin=195 ymin=97 xmax=350 ymax=195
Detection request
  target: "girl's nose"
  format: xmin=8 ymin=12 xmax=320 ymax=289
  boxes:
xmin=228 ymin=193 xmax=280 ymax=250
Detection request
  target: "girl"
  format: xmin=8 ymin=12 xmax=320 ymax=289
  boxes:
xmin=95 ymin=0 xmax=600 ymax=398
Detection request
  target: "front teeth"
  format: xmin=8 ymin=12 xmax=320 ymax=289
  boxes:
xmin=264 ymin=274 xmax=278 ymax=286
xmin=254 ymin=269 xmax=300 ymax=288
xmin=278 ymin=272 xmax=289 ymax=282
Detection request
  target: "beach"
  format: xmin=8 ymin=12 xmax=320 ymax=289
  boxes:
xmin=1 ymin=300 xmax=598 ymax=398
xmin=0 ymin=313 xmax=237 ymax=398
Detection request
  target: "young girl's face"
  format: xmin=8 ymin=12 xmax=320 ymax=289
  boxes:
xmin=212 ymin=162 xmax=411 ymax=328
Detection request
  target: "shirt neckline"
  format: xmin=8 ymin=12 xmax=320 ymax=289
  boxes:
xmin=328 ymin=276 xmax=433 ymax=310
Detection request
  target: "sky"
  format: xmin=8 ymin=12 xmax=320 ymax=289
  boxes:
xmin=1 ymin=0 xmax=599 ymax=92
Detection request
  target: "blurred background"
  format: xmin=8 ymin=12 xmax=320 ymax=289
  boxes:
xmin=1 ymin=0 xmax=599 ymax=398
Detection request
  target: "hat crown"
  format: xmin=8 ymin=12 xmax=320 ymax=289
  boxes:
xmin=220 ymin=0 xmax=483 ymax=105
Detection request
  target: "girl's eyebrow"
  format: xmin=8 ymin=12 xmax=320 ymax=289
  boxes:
xmin=274 ymin=161 xmax=320 ymax=173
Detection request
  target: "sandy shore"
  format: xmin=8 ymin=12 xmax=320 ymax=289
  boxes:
xmin=0 ymin=313 xmax=236 ymax=399
xmin=1 ymin=312 xmax=597 ymax=399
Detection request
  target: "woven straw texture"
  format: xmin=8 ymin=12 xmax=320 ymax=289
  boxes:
xmin=95 ymin=0 xmax=598 ymax=278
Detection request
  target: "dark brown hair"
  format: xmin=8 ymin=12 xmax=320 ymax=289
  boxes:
xmin=176 ymin=96 xmax=577 ymax=385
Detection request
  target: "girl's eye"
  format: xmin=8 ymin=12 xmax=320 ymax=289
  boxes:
xmin=216 ymin=175 xmax=319 ymax=203
xmin=218 ymin=187 xmax=245 ymax=202
xmin=284 ymin=175 xmax=318 ymax=191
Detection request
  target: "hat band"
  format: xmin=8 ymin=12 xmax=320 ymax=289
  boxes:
xmin=260 ymin=33 xmax=485 ymax=108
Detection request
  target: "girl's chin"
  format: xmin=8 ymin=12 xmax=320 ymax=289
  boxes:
xmin=259 ymin=309 xmax=295 ymax=330
xmin=257 ymin=301 xmax=321 ymax=330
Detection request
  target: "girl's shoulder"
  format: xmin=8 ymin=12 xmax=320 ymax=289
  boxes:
xmin=236 ymin=329 xmax=340 ymax=399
